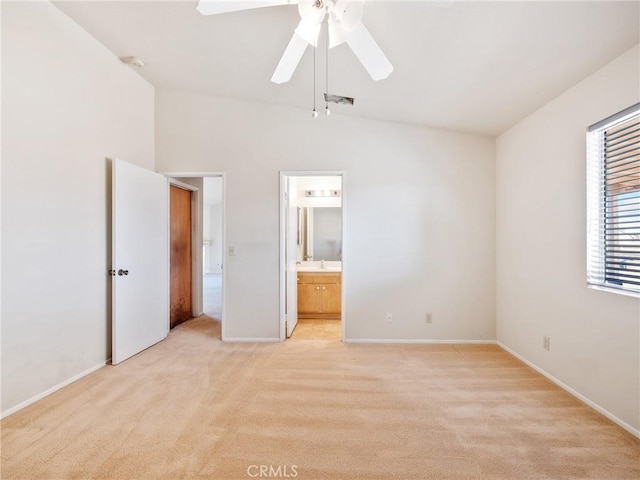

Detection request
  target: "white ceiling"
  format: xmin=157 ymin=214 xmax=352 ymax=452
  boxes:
xmin=54 ymin=1 xmax=639 ymax=136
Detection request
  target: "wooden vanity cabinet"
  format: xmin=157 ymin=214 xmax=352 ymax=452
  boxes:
xmin=297 ymin=272 xmax=341 ymax=319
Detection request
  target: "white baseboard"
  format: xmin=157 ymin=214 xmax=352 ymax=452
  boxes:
xmin=344 ymin=338 xmax=497 ymax=345
xmin=1 ymin=360 xmax=109 ymax=419
xmin=221 ymin=337 xmax=280 ymax=343
xmin=497 ymin=341 xmax=640 ymax=439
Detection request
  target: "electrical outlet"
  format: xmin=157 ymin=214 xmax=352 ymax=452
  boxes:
xmin=228 ymin=246 xmax=236 ymax=256
xmin=425 ymin=313 xmax=432 ymax=324
xmin=543 ymin=336 xmax=550 ymax=351
xmin=385 ymin=312 xmax=393 ymax=323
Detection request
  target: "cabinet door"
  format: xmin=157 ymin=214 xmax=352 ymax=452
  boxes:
xmin=304 ymin=274 xmax=340 ymax=284
xmin=298 ymin=284 xmax=322 ymax=313
xmin=322 ymin=284 xmax=342 ymax=314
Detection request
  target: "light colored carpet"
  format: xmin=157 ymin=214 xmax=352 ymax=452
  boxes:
xmin=2 ymin=316 xmax=639 ymax=480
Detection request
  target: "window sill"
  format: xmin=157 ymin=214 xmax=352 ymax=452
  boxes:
xmin=587 ymin=283 xmax=640 ymax=299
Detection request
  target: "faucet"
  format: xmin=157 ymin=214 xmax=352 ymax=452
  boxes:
xmin=320 ymin=259 xmax=326 ymax=270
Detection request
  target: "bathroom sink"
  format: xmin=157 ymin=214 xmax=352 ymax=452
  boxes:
xmin=297 ymin=261 xmax=341 ymax=273
xmin=297 ymin=266 xmax=341 ymax=273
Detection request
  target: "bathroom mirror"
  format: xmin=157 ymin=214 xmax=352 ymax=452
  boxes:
xmin=298 ymin=207 xmax=342 ymax=261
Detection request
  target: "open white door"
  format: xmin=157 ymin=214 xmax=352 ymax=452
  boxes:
xmin=112 ymin=159 xmax=169 ymax=364
xmin=285 ymin=177 xmax=298 ymax=337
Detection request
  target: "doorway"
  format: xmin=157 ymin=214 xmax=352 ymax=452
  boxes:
xmin=166 ymin=173 xmax=226 ymax=339
xmin=279 ymin=172 xmax=346 ymax=341
xmin=202 ymin=177 xmax=224 ymax=320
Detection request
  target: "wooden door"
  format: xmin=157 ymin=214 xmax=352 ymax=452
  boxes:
xmin=170 ymin=185 xmax=192 ymax=328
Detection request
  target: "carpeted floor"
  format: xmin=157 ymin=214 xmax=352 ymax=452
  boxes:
xmin=1 ymin=316 xmax=639 ymax=480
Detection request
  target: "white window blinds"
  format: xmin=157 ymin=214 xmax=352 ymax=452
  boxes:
xmin=587 ymin=103 xmax=640 ymax=296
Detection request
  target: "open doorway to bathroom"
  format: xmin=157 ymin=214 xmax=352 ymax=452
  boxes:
xmin=280 ymin=173 xmax=345 ymax=341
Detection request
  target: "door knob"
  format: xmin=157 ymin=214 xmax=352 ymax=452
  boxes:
xmin=118 ymin=269 xmax=129 ymax=276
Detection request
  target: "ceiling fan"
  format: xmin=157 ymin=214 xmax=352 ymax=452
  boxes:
xmin=196 ymin=0 xmax=393 ymax=84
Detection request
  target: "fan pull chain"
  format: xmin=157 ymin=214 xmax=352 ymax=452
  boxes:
xmin=312 ymin=42 xmax=318 ymax=118
xmin=325 ymin=19 xmax=331 ymax=116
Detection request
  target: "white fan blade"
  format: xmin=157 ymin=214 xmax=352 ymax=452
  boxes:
xmin=295 ymin=21 xmax=322 ymax=47
xmin=328 ymin=20 xmax=348 ymax=48
xmin=328 ymin=0 xmax=363 ymax=47
xmin=332 ymin=0 xmax=363 ymax=30
xmin=197 ymin=0 xmax=295 ymax=16
xmin=346 ymin=23 xmax=393 ymax=81
xmin=271 ymin=31 xmax=308 ymax=84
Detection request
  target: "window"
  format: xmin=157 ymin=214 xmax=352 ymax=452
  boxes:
xmin=587 ymin=103 xmax=640 ymax=296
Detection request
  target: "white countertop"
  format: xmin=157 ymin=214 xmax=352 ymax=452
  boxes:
xmin=297 ymin=261 xmax=341 ymax=273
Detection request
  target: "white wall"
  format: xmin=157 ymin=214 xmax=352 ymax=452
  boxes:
xmin=1 ymin=2 xmax=154 ymax=414
xmin=496 ymin=45 xmax=640 ymax=432
xmin=156 ymin=90 xmax=496 ymax=341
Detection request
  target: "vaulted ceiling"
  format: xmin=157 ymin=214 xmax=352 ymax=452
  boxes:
xmin=54 ymin=1 xmax=639 ymax=135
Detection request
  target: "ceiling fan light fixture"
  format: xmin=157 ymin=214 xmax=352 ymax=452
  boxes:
xmin=196 ymin=0 xmax=393 ymax=85
xmin=298 ymin=0 xmax=326 ymax=25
